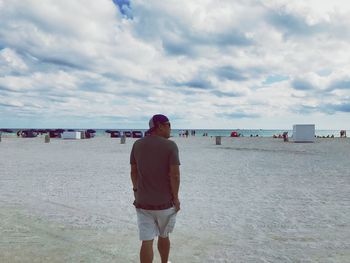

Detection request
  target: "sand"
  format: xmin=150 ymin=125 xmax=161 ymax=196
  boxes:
xmin=0 ymin=136 xmax=349 ymax=263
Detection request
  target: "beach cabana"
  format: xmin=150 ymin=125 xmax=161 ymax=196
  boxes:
xmin=132 ymin=131 xmax=143 ymax=138
xmin=49 ymin=129 xmax=65 ymax=138
xmin=85 ymin=129 xmax=96 ymax=139
xmin=123 ymin=131 xmax=132 ymax=137
xmin=19 ymin=129 xmax=38 ymax=138
xmin=292 ymin=124 xmax=315 ymax=143
xmin=62 ymin=131 xmax=81 ymax=139
xmin=106 ymin=130 xmax=121 ymax=138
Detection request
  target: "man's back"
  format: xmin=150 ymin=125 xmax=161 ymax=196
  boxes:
xmin=130 ymin=135 xmax=180 ymax=207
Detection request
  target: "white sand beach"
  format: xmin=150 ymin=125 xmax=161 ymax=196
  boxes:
xmin=0 ymin=136 xmax=349 ymax=263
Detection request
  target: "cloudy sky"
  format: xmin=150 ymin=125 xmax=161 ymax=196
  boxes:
xmin=0 ymin=0 xmax=349 ymax=129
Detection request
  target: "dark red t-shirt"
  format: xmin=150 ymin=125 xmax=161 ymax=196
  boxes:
xmin=130 ymin=135 xmax=180 ymax=209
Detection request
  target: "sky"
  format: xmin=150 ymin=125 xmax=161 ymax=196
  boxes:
xmin=0 ymin=0 xmax=350 ymax=129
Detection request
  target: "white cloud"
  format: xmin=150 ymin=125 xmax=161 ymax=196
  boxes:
xmin=0 ymin=0 xmax=349 ymax=129
xmin=0 ymin=48 xmax=28 ymax=73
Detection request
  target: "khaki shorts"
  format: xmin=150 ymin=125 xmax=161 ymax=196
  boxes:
xmin=136 ymin=206 xmax=177 ymax=240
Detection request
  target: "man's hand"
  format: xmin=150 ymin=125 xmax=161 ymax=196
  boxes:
xmin=173 ymin=198 xmax=181 ymax=212
xmin=131 ymin=164 xmax=138 ymax=201
xmin=169 ymin=164 xmax=180 ymax=212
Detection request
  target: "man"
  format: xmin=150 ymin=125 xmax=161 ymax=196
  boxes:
xmin=130 ymin=114 xmax=181 ymax=263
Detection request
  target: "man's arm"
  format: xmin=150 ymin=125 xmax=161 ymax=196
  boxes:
xmin=169 ymin=164 xmax=180 ymax=212
xmin=131 ymin=164 xmax=138 ymax=192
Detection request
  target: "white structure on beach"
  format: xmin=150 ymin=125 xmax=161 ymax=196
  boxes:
xmin=62 ymin=131 xmax=81 ymax=139
xmin=292 ymin=124 xmax=315 ymax=142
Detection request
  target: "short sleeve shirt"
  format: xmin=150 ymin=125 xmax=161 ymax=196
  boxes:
xmin=130 ymin=135 xmax=180 ymax=207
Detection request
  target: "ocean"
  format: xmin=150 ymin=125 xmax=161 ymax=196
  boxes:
xmin=96 ymin=129 xmax=341 ymax=138
xmin=1 ymin=128 xmax=343 ymax=138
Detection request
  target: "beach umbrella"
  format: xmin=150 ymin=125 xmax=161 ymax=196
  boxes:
xmin=36 ymin=129 xmax=48 ymax=134
xmin=48 ymin=129 xmax=65 ymax=138
xmin=107 ymin=130 xmax=121 ymax=138
xmin=132 ymin=131 xmax=143 ymax=138
xmin=105 ymin=130 xmax=120 ymax=134
xmin=124 ymin=131 xmax=132 ymax=137
xmin=20 ymin=129 xmax=38 ymax=138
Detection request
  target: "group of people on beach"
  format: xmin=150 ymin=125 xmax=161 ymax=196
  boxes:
xmin=178 ymin=129 xmax=196 ymax=137
xmin=316 ymin=135 xmax=335 ymax=138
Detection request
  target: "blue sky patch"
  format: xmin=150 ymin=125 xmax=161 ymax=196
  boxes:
xmin=263 ymin=75 xmax=289 ymax=85
xmin=113 ymin=0 xmax=133 ymax=19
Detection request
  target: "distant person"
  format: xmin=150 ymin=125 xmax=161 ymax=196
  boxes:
xmin=340 ymin=130 xmax=347 ymax=138
xmin=180 ymin=130 xmax=184 ymax=137
xmin=130 ymin=114 xmax=181 ymax=263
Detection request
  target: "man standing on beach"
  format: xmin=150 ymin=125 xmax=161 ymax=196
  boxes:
xmin=130 ymin=114 xmax=181 ymax=263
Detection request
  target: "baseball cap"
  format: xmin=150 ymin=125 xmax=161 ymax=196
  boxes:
xmin=147 ymin=114 xmax=170 ymax=133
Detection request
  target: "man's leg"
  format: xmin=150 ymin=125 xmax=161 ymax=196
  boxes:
xmin=140 ymin=240 xmax=154 ymax=263
xmin=157 ymin=236 xmax=170 ymax=263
